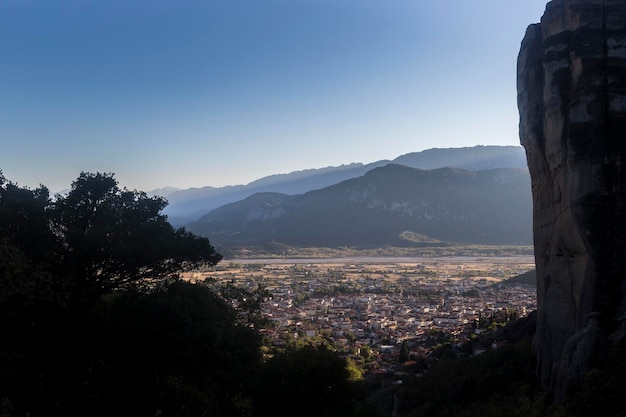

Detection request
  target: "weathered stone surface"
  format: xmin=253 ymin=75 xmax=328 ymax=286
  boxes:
xmin=518 ymin=0 xmax=626 ymax=398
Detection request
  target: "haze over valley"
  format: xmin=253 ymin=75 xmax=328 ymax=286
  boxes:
xmin=154 ymin=146 xmax=533 ymax=256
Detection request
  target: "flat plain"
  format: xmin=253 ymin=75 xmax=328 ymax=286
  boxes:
xmin=185 ymin=256 xmax=537 ymax=372
xmin=190 ymin=256 xmax=536 ymax=285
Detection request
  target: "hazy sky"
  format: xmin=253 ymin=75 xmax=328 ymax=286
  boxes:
xmin=1 ymin=0 xmax=548 ymax=192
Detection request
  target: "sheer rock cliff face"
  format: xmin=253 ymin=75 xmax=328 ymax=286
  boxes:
xmin=517 ymin=0 xmax=626 ymax=398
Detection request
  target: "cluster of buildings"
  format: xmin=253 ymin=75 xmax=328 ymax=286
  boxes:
xmin=199 ymin=259 xmax=537 ymax=374
xmin=266 ymin=273 xmax=532 ymax=346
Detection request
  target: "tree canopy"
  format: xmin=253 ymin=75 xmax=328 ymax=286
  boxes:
xmin=0 ymin=172 xmax=231 ymax=416
xmin=0 ymin=171 xmax=371 ymax=417
xmin=0 ymin=171 xmax=222 ymax=313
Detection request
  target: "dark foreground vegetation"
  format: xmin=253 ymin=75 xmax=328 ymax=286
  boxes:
xmin=1 ymin=171 xmax=624 ymax=416
xmin=0 ymin=171 xmax=368 ymax=417
xmin=371 ymin=319 xmax=626 ymax=417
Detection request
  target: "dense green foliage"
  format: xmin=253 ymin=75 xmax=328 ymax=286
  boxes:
xmin=0 ymin=280 xmax=262 ymax=417
xmin=0 ymin=171 xmax=222 ymax=312
xmin=250 ymin=343 xmax=368 ymax=417
xmin=394 ymin=338 xmax=539 ymax=417
xmin=366 ymin=335 xmax=626 ymax=417
xmin=0 ymin=172 xmax=370 ymax=417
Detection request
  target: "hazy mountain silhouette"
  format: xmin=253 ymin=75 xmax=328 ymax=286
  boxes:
xmin=161 ymin=162 xmax=389 ymax=226
xmin=146 ymin=186 xmax=181 ymax=198
xmin=187 ymin=164 xmax=532 ymax=250
xmin=162 ymin=146 xmax=526 ymax=226
xmin=393 ymin=145 xmax=527 ymax=171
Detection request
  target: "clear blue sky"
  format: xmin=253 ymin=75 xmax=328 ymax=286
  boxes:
xmin=1 ymin=0 xmax=548 ymax=192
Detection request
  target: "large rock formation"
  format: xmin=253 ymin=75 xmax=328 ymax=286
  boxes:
xmin=518 ymin=0 xmax=626 ymax=398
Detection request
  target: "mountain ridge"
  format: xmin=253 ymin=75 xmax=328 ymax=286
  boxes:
xmin=160 ymin=145 xmax=527 ymax=226
xmin=187 ymin=164 xmax=532 ymax=252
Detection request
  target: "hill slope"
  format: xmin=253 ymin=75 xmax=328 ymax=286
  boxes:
xmin=163 ymin=145 xmax=527 ymax=226
xmin=162 ymin=161 xmax=389 ymax=225
xmin=187 ymin=164 xmax=532 ymax=249
xmin=393 ymin=145 xmax=527 ymax=171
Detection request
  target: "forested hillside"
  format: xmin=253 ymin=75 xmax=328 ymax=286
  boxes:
xmin=188 ymin=165 xmax=533 ymax=251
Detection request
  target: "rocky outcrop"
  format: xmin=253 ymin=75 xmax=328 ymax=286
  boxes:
xmin=518 ymin=0 xmax=626 ymax=399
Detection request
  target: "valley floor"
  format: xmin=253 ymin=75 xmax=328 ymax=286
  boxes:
xmin=187 ymin=256 xmax=536 ymax=378
xmin=224 ymin=255 xmax=534 ymax=265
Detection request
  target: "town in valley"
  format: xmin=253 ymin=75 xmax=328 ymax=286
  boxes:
xmin=187 ymin=256 xmax=536 ymax=379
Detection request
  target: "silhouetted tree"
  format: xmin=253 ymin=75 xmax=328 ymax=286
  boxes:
xmin=0 ymin=171 xmax=55 ymax=259
xmin=50 ymin=172 xmax=222 ymax=313
xmin=87 ymin=280 xmax=262 ymax=417
xmin=0 ymin=173 xmax=62 ymax=354
xmin=1 ymin=171 xmax=222 ymax=314
xmin=0 ymin=172 xmax=226 ymax=417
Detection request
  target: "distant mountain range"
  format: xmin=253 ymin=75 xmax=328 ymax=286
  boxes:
xmin=160 ymin=145 xmax=528 ymax=226
xmin=186 ymin=164 xmax=533 ymax=251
